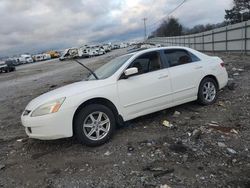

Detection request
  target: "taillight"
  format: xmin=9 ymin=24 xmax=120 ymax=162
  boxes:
xmin=220 ymin=62 xmax=225 ymax=67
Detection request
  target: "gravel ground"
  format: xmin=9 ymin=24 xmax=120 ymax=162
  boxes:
xmin=0 ymin=49 xmax=249 ymax=188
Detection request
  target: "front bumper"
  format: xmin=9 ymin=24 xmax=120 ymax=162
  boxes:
xmin=21 ymin=107 xmax=75 ymax=140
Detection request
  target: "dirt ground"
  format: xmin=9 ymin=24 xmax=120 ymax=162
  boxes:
xmin=0 ymin=49 xmax=249 ymax=188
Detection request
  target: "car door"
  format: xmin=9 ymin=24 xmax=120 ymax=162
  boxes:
xmin=117 ymin=51 xmax=173 ymax=120
xmin=163 ymin=49 xmax=204 ymax=103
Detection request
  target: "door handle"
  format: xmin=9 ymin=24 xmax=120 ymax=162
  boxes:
xmin=158 ymin=75 xmax=169 ymax=79
xmin=195 ymin=66 xmax=203 ymax=69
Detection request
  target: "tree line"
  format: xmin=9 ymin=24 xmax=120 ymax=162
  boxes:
xmin=149 ymin=0 xmax=250 ymax=38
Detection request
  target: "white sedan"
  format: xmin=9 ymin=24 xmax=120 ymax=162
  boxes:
xmin=21 ymin=47 xmax=228 ymax=146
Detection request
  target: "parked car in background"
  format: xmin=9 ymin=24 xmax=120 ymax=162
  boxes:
xmin=33 ymin=54 xmax=51 ymax=62
xmin=79 ymin=46 xmax=91 ymax=58
xmin=102 ymin=44 xmax=112 ymax=52
xmin=98 ymin=48 xmax=106 ymax=55
xmin=111 ymin=44 xmax=120 ymax=50
xmin=80 ymin=46 xmax=99 ymax=57
xmin=0 ymin=60 xmax=16 ymax=73
xmin=14 ymin=54 xmax=34 ymax=64
xmin=21 ymin=47 xmax=228 ymax=146
xmin=6 ymin=58 xmax=20 ymax=66
xmin=43 ymin=54 xmax=51 ymax=61
xmin=20 ymin=54 xmax=33 ymax=63
xmin=33 ymin=54 xmax=44 ymax=62
xmin=120 ymin=43 xmax=128 ymax=48
xmin=46 ymin=51 xmax=60 ymax=58
xmin=59 ymin=48 xmax=83 ymax=61
xmin=0 ymin=61 xmax=7 ymax=72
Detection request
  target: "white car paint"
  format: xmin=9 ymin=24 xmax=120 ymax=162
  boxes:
xmin=117 ymin=68 xmax=173 ymax=119
xmin=21 ymin=47 xmax=228 ymax=140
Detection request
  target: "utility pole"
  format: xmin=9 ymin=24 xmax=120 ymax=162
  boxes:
xmin=240 ymin=9 xmax=248 ymax=54
xmin=142 ymin=18 xmax=147 ymax=42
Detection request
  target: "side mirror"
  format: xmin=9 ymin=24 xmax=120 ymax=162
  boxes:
xmin=120 ymin=67 xmax=139 ymax=79
xmin=124 ymin=67 xmax=138 ymax=77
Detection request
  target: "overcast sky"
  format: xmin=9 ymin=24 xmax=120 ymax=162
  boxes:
xmin=0 ymin=0 xmax=233 ymax=57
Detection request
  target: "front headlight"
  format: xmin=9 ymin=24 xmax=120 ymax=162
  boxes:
xmin=31 ymin=97 xmax=66 ymax=117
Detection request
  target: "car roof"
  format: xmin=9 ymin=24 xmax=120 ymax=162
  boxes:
xmin=127 ymin=46 xmax=195 ymax=56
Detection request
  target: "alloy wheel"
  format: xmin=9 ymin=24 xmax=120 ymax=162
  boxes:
xmin=202 ymin=81 xmax=216 ymax=102
xmin=83 ymin=111 xmax=110 ymax=141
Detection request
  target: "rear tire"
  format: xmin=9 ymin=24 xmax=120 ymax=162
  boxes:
xmin=74 ymin=104 xmax=116 ymax=146
xmin=197 ymin=77 xmax=218 ymax=105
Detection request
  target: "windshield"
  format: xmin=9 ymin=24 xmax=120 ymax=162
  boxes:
xmin=87 ymin=54 xmax=133 ymax=80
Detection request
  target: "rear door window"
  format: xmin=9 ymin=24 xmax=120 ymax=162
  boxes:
xmin=163 ymin=49 xmax=200 ymax=67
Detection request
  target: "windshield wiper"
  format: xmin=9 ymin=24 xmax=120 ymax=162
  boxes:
xmin=73 ymin=59 xmax=99 ymax=80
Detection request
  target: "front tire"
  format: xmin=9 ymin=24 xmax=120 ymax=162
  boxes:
xmin=74 ymin=104 xmax=116 ymax=146
xmin=197 ymin=77 xmax=218 ymax=105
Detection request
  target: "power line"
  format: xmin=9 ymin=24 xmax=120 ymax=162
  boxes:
xmin=140 ymin=0 xmax=187 ymax=40
xmin=148 ymin=0 xmax=187 ymax=28
xmin=167 ymin=0 xmax=187 ymax=17
xmin=147 ymin=0 xmax=187 ymax=30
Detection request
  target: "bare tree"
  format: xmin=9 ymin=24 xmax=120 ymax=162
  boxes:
xmin=152 ymin=17 xmax=183 ymax=37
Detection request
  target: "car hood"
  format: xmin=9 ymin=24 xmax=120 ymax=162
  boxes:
xmin=25 ymin=80 xmax=109 ymax=110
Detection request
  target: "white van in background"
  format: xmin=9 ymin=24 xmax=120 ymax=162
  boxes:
xmin=19 ymin=54 xmax=33 ymax=64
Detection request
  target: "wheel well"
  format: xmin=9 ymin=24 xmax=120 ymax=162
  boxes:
xmin=72 ymin=98 xmax=123 ymax=135
xmin=201 ymin=75 xmax=219 ymax=89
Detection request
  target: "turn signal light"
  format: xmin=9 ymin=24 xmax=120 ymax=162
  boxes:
xmin=50 ymin=103 xmax=62 ymax=113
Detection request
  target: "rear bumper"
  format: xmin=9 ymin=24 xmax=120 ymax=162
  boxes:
xmin=21 ymin=107 xmax=75 ymax=140
xmin=217 ymin=70 xmax=228 ymax=89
